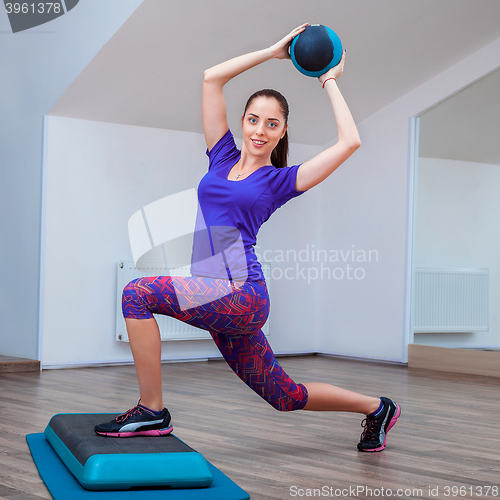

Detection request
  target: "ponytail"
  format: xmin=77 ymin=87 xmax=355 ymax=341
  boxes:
xmin=271 ymin=130 xmax=289 ymax=169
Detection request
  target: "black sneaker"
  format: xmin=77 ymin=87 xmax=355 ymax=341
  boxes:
xmin=357 ymin=397 xmax=400 ymax=452
xmin=94 ymin=401 xmax=173 ymax=437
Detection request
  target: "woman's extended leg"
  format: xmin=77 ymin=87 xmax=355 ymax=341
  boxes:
xmin=302 ymin=383 xmax=380 ymax=414
xmin=209 ymin=328 xmax=379 ymax=415
xmin=208 ymin=307 xmax=400 ymax=452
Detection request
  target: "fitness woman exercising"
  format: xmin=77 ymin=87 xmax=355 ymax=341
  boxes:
xmin=95 ymin=24 xmax=400 ymax=452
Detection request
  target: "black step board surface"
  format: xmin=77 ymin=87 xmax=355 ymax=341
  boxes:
xmin=48 ymin=413 xmax=193 ymax=466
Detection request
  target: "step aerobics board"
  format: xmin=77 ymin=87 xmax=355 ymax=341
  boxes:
xmin=44 ymin=413 xmax=213 ymax=491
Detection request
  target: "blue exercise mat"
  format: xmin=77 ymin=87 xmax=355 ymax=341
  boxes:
xmin=26 ymin=433 xmax=250 ymax=500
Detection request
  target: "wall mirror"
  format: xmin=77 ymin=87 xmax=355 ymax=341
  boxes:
xmin=412 ymin=68 xmax=500 ymax=352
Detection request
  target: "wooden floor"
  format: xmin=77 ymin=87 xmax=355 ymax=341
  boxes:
xmin=1 ymin=355 xmax=499 ymax=500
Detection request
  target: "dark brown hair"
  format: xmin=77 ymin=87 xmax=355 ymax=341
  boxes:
xmin=243 ymin=89 xmax=289 ymax=169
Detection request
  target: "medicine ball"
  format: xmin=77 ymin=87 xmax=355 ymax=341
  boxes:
xmin=290 ymin=24 xmax=343 ymax=78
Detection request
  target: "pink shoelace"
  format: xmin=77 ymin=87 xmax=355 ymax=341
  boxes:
xmin=359 ymin=416 xmax=376 ymax=441
xmin=115 ymin=402 xmax=145 ymax=423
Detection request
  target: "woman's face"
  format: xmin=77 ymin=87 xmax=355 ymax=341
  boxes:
xmin=241 ymin=96 xmax=287 ymax=161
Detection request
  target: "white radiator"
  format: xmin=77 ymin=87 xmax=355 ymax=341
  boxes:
xmin=116 ymin=262 xmax=271 ymax=342
xmin=413 ymin=268 xmax=489 ymax=333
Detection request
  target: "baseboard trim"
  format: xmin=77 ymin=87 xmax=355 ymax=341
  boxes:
xmin=0 ymin=356 xmax=41 ymax=373
xmin=316 ymin=352 xmax=407 ymax=366
xmin=408 ymin=344 xmax=500 ymax=378
xmin=41 ymin=351 xmax=406 ymax=370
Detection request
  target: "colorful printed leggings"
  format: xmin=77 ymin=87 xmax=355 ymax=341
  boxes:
xmin=122 ymin=276 xmax=308 ymax=411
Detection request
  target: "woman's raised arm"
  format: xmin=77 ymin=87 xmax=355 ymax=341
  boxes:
xmin=295 ymin=51 xmax=361 ymax=192
xmin=202 ymin=24 xmax=308 ymax=151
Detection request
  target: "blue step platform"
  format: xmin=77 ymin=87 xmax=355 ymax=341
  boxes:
xmin=44 ymin=413 xmax=214 ymax=491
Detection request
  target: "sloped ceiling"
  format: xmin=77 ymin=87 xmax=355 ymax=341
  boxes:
xmin=48 ymin=0 xmax=500 ymax=150
xmin=419 ymin=68 xmax=500 ymax=165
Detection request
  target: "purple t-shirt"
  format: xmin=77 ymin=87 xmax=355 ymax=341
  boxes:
xmin=190 ymin=129 xmax=306 ymax=282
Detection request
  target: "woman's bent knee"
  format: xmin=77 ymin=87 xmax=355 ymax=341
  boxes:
xmin=122 ymin=278 xmax=153 ymax=319
xmin=268 ymin=383 xmax=309 ymax=412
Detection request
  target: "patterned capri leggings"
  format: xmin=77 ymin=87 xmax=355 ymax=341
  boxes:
xmin=122 ymin=276 xmax=308 ymax=411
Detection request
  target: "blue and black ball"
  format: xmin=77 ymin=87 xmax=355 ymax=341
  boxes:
xmin=290 ymin=24 xmax=343 ymax=78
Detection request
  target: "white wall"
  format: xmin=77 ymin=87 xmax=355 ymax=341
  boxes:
xmin=40 ymin=116 xmax=321 ymax=368
xmin=315 ymin=36 xmax=500 ymax=363
xmin=41 ymin=34 xmax=500 ymax=368
xmin=414 ymin=157 xmax=500 ymax=349
xmin=0 ymin=0 xmax=143 ymax=359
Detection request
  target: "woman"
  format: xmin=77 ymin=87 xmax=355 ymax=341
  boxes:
xmin=95 ymin=24 xmax=400 ymax=452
